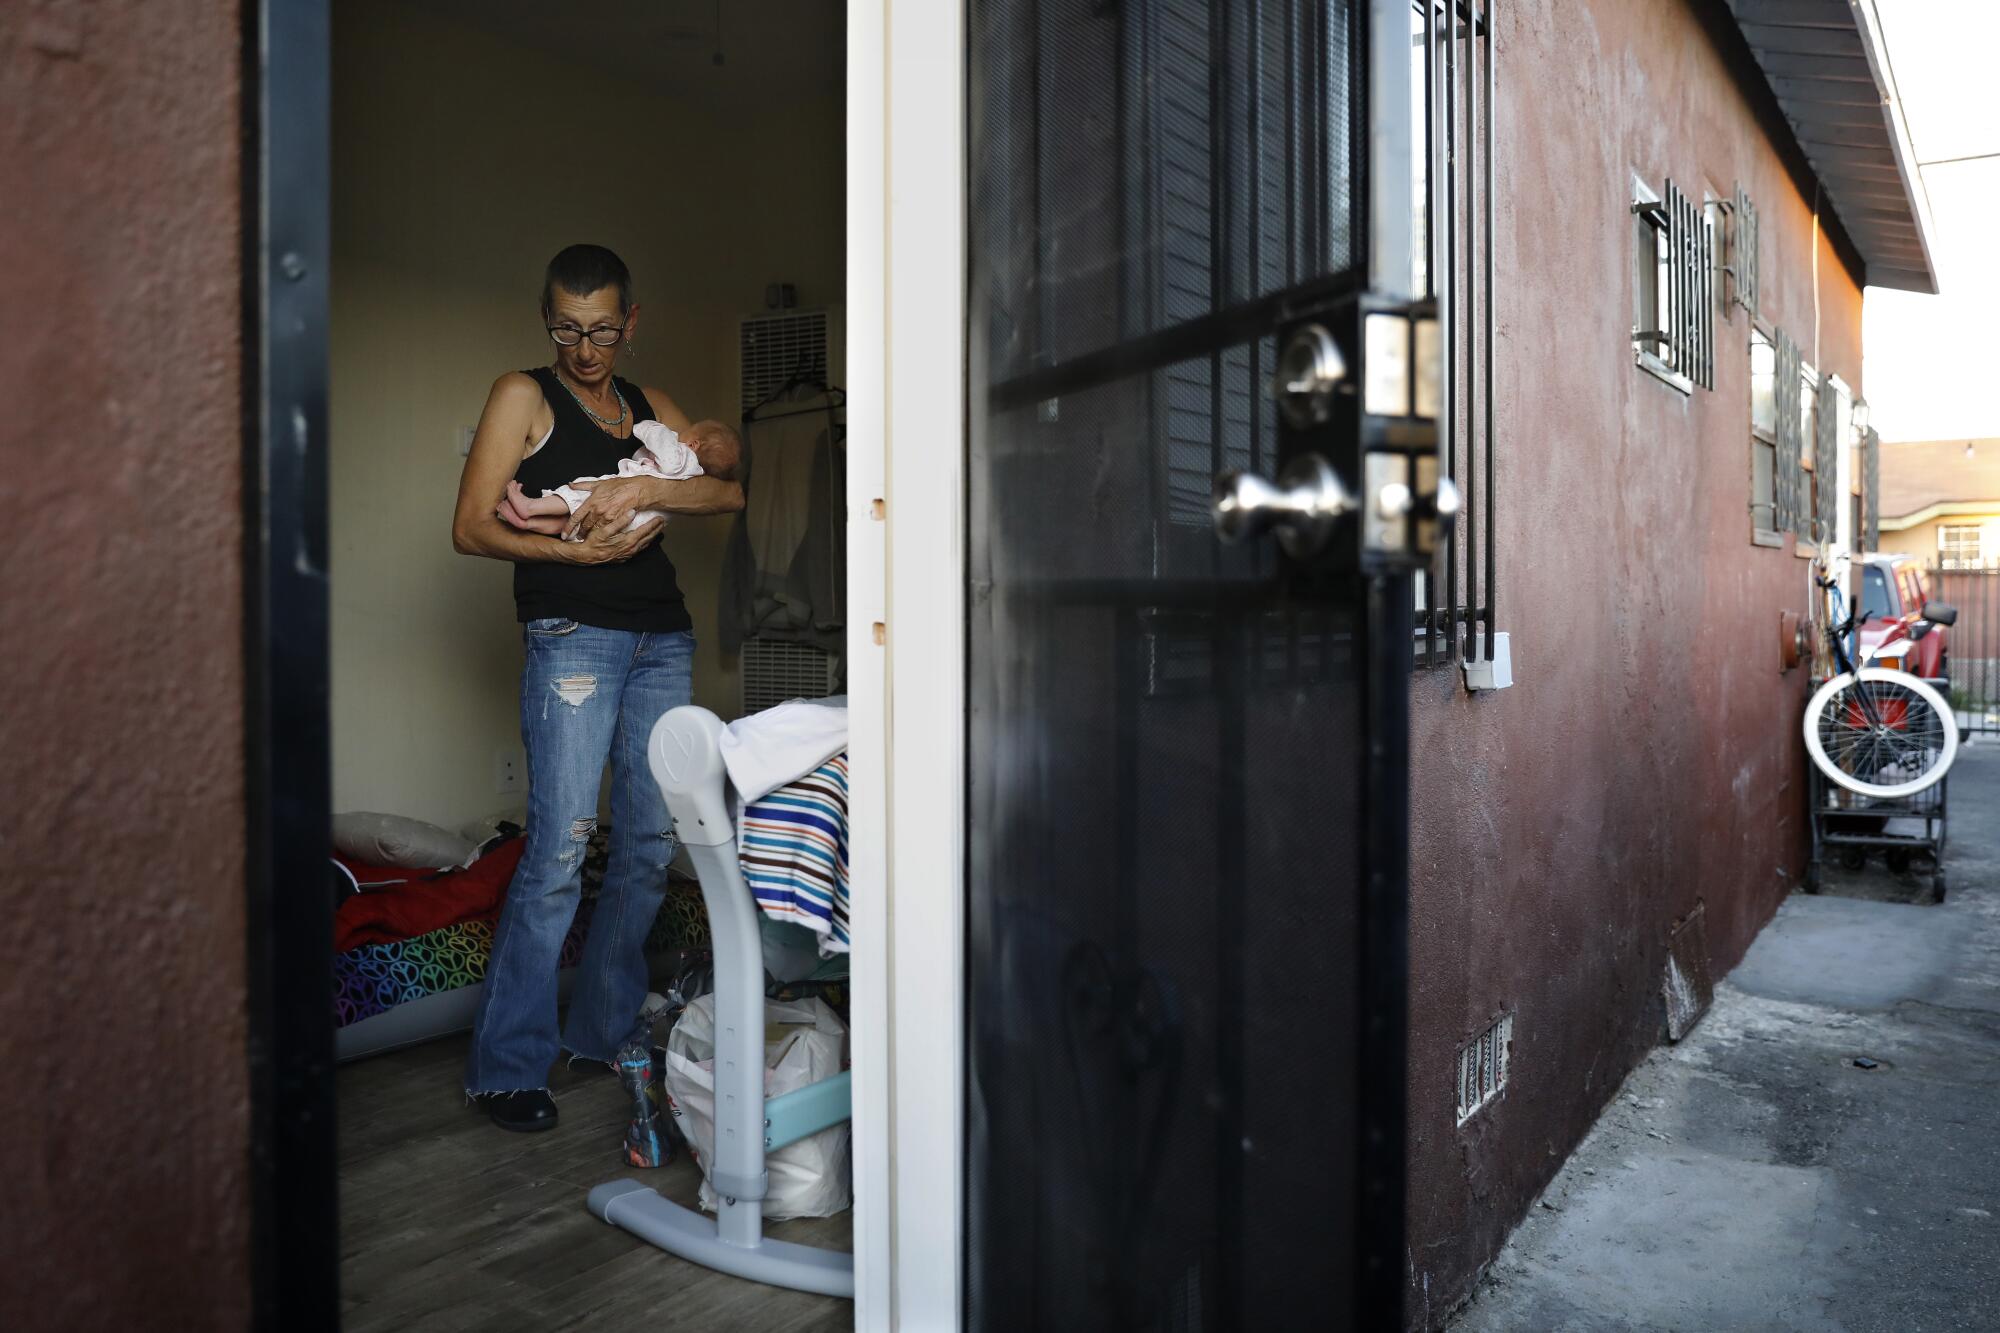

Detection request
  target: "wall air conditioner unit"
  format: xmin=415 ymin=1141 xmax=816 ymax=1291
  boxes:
xmin=740 ymin=639 xmax=841 ymax=715
xmin=738 ymin=305 xmax=846 ymax=415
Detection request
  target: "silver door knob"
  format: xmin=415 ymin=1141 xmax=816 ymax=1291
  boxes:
xmin=1212 ymin=453 xmax=1355 ymax=558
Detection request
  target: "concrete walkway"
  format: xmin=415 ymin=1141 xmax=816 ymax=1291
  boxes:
xmin=1450 ymin=741 xmax=2000 ymax=1333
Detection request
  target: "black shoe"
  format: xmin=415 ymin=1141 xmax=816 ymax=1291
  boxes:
xmin=483 ymin=1089 xmax=558 ymax=1133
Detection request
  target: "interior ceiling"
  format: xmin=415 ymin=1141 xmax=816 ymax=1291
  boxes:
xmin=407 ymin=0 xmax=844 ymax=101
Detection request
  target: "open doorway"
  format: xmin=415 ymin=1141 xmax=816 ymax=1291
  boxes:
xmin=325 ymin=2 xmax=850 ymax=1326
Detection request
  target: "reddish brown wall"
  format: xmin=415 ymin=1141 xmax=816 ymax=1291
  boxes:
xmin=1404 ymin=0 xmax=1865 ymax=1322
xmin=0 ymin=2 xmax=252 ymax=1325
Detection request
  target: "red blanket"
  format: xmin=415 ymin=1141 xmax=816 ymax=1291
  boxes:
xmin=333 ymin=837 xmax=526 ymax=953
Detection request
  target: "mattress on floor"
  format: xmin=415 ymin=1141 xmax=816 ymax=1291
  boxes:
xmin=333 ymin=880 xmax=710 ymax=1060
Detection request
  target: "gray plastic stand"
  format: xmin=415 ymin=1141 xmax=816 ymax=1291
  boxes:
xmin=586 ymin=705 xmax=855 ymax=1300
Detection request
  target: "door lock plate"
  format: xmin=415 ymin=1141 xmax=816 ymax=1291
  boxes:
xmin=1214 ymin=297 xmax=1453 ymax=572
xmin=1273 ymin=324 xmax=1347 ymax=429
xmin=1348 ymin=301 xmax=1451 ymax=571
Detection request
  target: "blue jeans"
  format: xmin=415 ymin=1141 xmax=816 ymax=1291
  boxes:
xmin=465 ymin=620 xmax=694 ymax=1094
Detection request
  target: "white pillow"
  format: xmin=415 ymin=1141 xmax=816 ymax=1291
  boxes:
xmin=332 ymin=812 xmax=478 ymax=870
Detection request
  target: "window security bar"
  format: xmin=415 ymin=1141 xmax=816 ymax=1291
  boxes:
xmin=1709 ymin=196 xmax=1736 ymax=304
xmin=1863 ymin=427 xmax=1880 ymax=552
xmin=1667 ymin=181 xmax=1713 ymax=391
xmin=1415 ymin=0 xmax=1497 ymax=670
xmin=1730 ymin=183 xmax=1759 ymax=318
xmin=1813 ymin=376 xmax=1839 ymax=548
xmin=1773 ymin=327 xmax=1804 ymax=539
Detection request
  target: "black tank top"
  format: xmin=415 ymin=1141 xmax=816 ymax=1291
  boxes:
xmin=511 ymin=367 xmax=693 ymax=633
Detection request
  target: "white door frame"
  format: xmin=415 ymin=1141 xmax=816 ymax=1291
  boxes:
xmin=846 ymin=1 xmax=967 ymax=1328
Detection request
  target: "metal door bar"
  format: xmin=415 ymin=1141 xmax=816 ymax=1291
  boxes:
xmin=244 ymin=0 xmax=339 ymax=1324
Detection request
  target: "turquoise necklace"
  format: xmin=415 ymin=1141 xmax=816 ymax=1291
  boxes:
xmin=555 ymin=367 xmax=629 ymax=430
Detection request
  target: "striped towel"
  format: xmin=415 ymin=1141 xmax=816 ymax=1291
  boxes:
xmin=740 ymin=753 xmax=849 ymax=954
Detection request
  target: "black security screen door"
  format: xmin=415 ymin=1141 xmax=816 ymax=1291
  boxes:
xmin=967 ymin=1 xmax=1436 ymax=1327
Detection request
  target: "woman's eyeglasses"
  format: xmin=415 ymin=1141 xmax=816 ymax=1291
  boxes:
xmin=547 ymin=323 xmax=626 ymax=348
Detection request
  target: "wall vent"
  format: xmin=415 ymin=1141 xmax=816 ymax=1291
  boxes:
xmin=740 ymin=638 xmax=840 ymax=715
xmin=1456 ymin=1013 xmax=1513 ymax=1126
xmin=739 ymin=308 xmax=831 ymax=415
xmin=1663 ymin=902 xmax=1715 ymax=1042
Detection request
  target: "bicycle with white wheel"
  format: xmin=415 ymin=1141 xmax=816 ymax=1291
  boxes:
xmin=1803 ymin=556 xmax=1959 ymax=800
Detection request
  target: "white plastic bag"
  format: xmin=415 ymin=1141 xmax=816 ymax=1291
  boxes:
xmin=661 ymin=994 xmax=852 ymax=1219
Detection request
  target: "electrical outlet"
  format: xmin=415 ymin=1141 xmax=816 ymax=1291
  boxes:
xmin=494 ymin=748 xmax=523 ymax=794
xmin=456 ymin=424 xmax=477 ymax=457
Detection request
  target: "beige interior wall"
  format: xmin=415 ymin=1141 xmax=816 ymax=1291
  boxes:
xmin=330 ymin=0 xmax=843 ymax=829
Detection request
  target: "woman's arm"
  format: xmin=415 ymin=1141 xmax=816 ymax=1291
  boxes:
xmin=562 ymin=473 xmax=745 ymax=538
xmin=451 ymin=373 xmax=662 ymax=565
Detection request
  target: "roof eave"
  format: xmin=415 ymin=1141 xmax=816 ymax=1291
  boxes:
xmin=1845 ymin=0 xmax=1941 ymax=294
xmin=1726 ymin=0 xmax=1942 ymax=295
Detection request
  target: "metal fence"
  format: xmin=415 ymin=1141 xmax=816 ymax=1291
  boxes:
xmin=1932 ymin=560 xmax=2000 ymax=736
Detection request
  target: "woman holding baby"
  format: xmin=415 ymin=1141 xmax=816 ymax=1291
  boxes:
xmin=449 ymin=243 xmax=743 ymax=1133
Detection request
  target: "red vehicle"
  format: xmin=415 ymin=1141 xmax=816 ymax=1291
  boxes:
xmin=1855 ymin=554 xmax=1948 ymax=682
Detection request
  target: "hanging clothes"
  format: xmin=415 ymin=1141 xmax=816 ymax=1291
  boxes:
xmin=721 ymin=411 xmax=846 ymax=657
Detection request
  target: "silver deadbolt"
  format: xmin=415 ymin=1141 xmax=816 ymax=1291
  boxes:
xmin=1274 ymin=324 xmax=1346 ymax=428
xmin=1212 ymin=452 xmax=1355 ymax=558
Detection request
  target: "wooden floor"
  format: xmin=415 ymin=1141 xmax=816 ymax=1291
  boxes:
xmin=339 ymin=1035 xmax=854 ymax=1332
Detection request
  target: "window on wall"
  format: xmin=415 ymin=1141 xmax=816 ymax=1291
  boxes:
xmin=1749 ymin=327 xmax=1780 ymax=544
xmin=1940 ymin=524 xmax=1985 ymax=569
xmin=1847 ymin=392 xmax=1871 ymax=554
xmin=1631 ymin=174 xmax=1714 ymax=392
xmin=1631 ymin=178 xmax=1677 ymax=387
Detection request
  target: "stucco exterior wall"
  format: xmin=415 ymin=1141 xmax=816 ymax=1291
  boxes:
xmin=1403 ymin=0 xmax=1866 ymax=1321
xmin=0 ymin=3 xmax=252 ymax=1325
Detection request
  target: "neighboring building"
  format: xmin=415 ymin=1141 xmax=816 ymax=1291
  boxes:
xmin=1876 ymin=438 xmax=2000 ymax=568
xmin=0 ymin=1 xmax=1937 ymax=1330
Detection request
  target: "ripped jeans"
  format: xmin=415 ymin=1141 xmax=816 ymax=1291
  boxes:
xmin=465 ymin=619 xmax=694 ymax=1095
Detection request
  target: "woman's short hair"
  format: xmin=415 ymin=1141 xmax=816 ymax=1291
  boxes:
xmin=541 ymin=244 xmax=634 ymax=316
